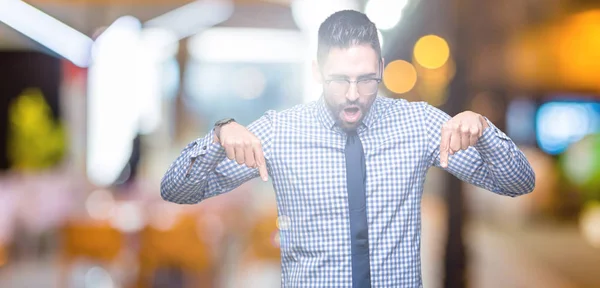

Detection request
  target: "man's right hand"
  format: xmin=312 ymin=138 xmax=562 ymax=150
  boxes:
xmin=215 ymin=122 xmax=269 ymax=181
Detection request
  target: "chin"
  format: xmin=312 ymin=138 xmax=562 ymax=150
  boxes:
xmin=340 ymin=122 xmax=360 ymax=131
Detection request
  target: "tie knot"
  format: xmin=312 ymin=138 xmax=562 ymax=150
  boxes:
xmin=346 ymin=130 xmax=360 ymax=145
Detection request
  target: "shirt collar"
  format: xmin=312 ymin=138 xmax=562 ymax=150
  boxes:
xmin=316 ymin=95 xmax=383 ymax=132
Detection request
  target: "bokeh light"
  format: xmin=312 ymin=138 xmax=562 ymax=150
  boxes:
xmin=580 ymin=201 xmax=600 ymax=248
xmin=291 ymin=0 xmax=360 ymax=32
xmin=276 ymin=215 xmax=290 ymax=231
xmin=109 ymin=201 xmax=144 ymax=233
xmin=506 ymin=9 xmax=600 ymax=92
xmin=271 ymin=230 xmax=280 ymax=248
xmin=84 ymin=266 xmax=115 ymax=288
xmin=383 ymin=60 xmax=417 ymax=94
xmin=413 ymin=35 xmax=450 ymax=69
xmin=560 ymin=134 xmax=600 ymax=197
xmin=365 ymin=0 xmax=409 ymax=30
xmin=554 ymin=10 xmax=600 ymax=91
xmin=536 ymin=102 xmax=600 ymax=155
xmin=85 ymin=189 xmax=115 ymax=220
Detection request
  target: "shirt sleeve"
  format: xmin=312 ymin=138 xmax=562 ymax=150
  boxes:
xmin=424 ymin=103 xmax=535 ymax=197
xmin=160 ymin=110 xmax=275 ymax=204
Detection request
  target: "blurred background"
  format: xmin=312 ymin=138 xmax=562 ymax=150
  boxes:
xmin=0 ymin=0 xmax=600 ymax=287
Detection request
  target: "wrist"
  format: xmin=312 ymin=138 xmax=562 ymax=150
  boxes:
xmin=213 ymin=127 xmax=221 ymax=143
xmin=479 ymin=115 xmax=490 ymax=129
xmin=213 ymin=118 xmax=236 ymax=142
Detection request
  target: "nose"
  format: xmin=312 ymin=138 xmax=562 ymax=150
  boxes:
xmin=345 ymin=82 xmax=360 ymax=102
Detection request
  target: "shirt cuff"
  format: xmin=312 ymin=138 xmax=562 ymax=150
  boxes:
xmin=188 ymin=129 xmax=227 ymax=165
xmin=474 ymin=117 xmax=510 ymax=154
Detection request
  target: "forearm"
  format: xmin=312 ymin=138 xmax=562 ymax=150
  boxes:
xmin=425 ymin=103 xmax=535 ymax=197
xmin=161 ymin=111 xmax=275 ymax=204
xmin=160 ymin=129 xmax=227 ymax=204
xmin=472 ymin=123 xmax=536 ymax=196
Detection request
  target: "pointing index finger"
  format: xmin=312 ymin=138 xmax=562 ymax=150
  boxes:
xmin=253 ymin=142 xmax=268 ymax=181
xmin=440 ymin=125 xmax=452 ymax=168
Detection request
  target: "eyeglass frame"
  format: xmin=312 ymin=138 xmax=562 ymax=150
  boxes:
xmin=321 ymin=58 xmax=384 ymax=96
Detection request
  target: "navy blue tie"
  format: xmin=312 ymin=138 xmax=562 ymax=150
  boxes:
xmin=345 ymin=131 xmax=371 ymax=288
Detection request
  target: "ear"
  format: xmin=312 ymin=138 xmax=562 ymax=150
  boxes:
xmin=312 ymin=60 xmax=322 ymax=84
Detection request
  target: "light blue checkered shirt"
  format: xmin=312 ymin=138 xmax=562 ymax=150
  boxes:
xmin=161 ymin=96 xmax=535 ymax=287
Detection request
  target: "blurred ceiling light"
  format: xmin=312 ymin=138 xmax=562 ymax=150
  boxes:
xmin=188 ymin=28 xmax=306 ymax=63
xmin=291 ymin=0 xmax=360 ymax=32
xmin=136 ymin=28 xmax=177 ymax=135
xmin=88 ymin=17 xmax=175 ymax=187
xmin=365 ymin=0 xmax=409 ymax=30
xmin=87 ymin=16 xmax=142 ymax=187
xmin=413 ymin=34 xmax=450 ymax=69
xmin=139 ymin=27 xmax=179 ymax=61
xmin=92 ymin=16 xmax=142 ymax=62
xmin=144 ymin=0 xmax=234 ymax=40
xmin=383 ymin=60 xmax=417 ymax=94
xmin=0 ymin=0 xmax=93 ymax=67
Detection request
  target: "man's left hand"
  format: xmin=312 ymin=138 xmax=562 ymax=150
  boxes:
xmin=439 ymin=111 xmax=489 ymax=168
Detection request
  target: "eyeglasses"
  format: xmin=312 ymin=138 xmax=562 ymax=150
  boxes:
xmin=324 ymin=78 xmax=382 ymax=96
xmin=322 ymin=59 xmax=383 ymax=96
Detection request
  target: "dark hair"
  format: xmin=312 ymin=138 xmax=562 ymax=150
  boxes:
xmin=317 ymin=10 xmax=381 ymax=65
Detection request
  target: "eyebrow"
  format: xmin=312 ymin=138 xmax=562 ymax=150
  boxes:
xmin=328 ymin=73 xmax=378 ymax=79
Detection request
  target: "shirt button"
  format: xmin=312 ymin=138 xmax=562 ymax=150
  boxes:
xmin=202 ymin=145 xmax=207 ymax=150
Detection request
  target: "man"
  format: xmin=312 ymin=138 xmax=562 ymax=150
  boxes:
xmin=161 ymin=10 xmax=535 ymax=288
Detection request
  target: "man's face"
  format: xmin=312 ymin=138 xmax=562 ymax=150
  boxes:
xmin=315 ymin=44 xmax=381 ymax=131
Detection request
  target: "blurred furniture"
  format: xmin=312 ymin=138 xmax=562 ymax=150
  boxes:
xmin=59 ymin=220 xmax=124 ymax=287
xmin=234 ymin=209 xmax=281 ymax=288
xmin=246 ymin=211 xmax=280 ymax=262
xmin=136 ymin=213 xmax=214 ymax=288
xmin=0 ymin=244 xmax=6 ymax=268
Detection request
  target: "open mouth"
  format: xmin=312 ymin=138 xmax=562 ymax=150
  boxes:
xmin=342 ymin=106 xmax=361 ymax=122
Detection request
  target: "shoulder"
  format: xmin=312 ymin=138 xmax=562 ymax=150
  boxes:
xmin=273 ymin=101 xmax=320 ymax=128
xmin=378 ymin=97 xmax=431 ymax=123
xmin=253 ymin=102 xmax=313 ymax=121
xmin=277 ymin=101 xmax=315 ymax=118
